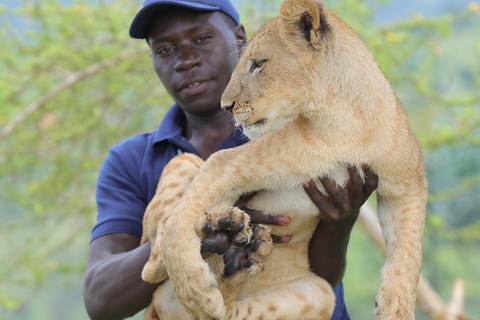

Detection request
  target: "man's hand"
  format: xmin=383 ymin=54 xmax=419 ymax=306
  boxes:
xmin=235 ymin=193 xmax=292 ymax=243
xmin=200 ymin=165 xmax=379 ymax=255
xmin=199 ymin=165 xmax=378 ymax=287
xmin=303 ymin=165 xmax=379 ymax=222
xmin=305 ymin=165 xmax=379 ymax=287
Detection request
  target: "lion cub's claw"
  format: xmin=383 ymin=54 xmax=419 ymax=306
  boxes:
xmin=222 ymin=224 xmax=273 ymax=278
xmin=247 ymin=224 xmax=273 ymax=275
xmin=250 ymin=224 xmax=273 ymax=254
xmin=198 ymin=205 xmax=252 ymax=253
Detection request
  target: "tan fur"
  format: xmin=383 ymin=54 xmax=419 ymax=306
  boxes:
xmin=142 ymin=153 xmax=333 ymax=320
xmin=142 ymin=0 xmax=427 ymax=319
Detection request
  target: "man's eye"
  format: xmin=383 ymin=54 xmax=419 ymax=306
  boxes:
xmin=157 ymin=46 xmax=174 ymax=56
xmin=195 ymin=35 xmax=212 ymax=44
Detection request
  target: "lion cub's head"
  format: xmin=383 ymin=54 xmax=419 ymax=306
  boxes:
xmin=221 ymin=0 xmax=332 ymax=140
xmin=221 ymin=0 xmax=381 ymax=140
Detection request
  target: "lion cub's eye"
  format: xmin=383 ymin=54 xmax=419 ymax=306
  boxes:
xmin=250 ymin=59 xmax=266 ymax=72
xmin=254 ymin=60 xmax=265 ymax=68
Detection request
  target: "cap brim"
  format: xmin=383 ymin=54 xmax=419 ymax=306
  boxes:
xmin=129 ymin=0 xmax=220 ymax=39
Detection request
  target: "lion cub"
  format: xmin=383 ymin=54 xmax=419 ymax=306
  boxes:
xmin=142 ymin=0 xmax=428 ymax=319
xmin=141 ymin=152 xmax=333 ymax=320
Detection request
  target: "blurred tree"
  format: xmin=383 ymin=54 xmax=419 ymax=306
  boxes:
xmin=0 ymin=0 xmax=173 ymax=317
xmin=0 ymin=0 xmax=478 ymax=319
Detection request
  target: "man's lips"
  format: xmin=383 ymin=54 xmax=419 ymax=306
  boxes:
xmin=178 ymin=77 xmax=210 ymax=91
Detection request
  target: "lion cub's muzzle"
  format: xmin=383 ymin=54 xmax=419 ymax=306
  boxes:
xmin=222 ymin=101 xmax=235 ymax=113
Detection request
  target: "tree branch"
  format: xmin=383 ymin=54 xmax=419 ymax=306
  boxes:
xmin=0 ymin=48 xmax=147 ymax=139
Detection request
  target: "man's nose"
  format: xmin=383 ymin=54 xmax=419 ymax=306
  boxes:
xmin=174 ymin=44 xmax=201 ymax=71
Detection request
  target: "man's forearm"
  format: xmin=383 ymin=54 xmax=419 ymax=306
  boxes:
xmin=308 ymin=213 xmax=358 ymax=288
xmin=84 ymin=241 xmax=160 ymax=320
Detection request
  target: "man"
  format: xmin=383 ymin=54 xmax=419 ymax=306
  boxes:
xmin=83 ymin=1 xmax=378 ymax=319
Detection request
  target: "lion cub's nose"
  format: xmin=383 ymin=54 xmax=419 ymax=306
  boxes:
xmin=222 ymin=102 xmax=235 ymax=113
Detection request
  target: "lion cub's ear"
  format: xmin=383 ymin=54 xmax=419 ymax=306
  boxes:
xmin=279 ymin=0 xmax=330 ymax=51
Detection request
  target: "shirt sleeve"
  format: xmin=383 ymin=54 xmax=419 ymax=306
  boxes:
xmin=331 ymin=282 xmax=351 ymax=320
xmin=90 ymin=140 xmax=148 ymax=243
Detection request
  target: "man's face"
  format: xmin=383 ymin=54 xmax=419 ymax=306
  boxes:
xmin=148 ymin=8 xmax=245 ymax=117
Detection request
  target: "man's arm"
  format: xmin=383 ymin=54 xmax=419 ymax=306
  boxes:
xmin=236 ymin=165 xmax=378 ymax=287
xmin=83 ymin=231 xmax=245 ymax=320
xmin=83 ymin=233 xmax=160 ymax=320
xmin=82 ymin=165 xmax=378 ymax=320
xmin=304 ymin=165 xmax=379 ymax=287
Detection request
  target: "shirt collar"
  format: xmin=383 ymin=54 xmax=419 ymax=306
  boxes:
xmin=153 ymin=103 xmax=185 ymax=145
xmin=153 ymin=104 xmax=249 ymax=150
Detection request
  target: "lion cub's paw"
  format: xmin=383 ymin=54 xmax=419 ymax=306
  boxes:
xmin=142 ymin=259 xmax=167 ymax=284
xmin=373 ymin=291 xmax=414 ymax=320
xmin=179 ymin=286 xmax=226 ymax=320
xmin=197 ymin=205 xmax=252 ymax=253
xmin=223 ymin=224 xmax=273 ymax=278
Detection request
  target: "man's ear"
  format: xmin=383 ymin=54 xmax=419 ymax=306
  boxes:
xmin=279 ymin=0 xmax=330 ymax=50
xmin=234 ymin=23 xmax=248 ymax=49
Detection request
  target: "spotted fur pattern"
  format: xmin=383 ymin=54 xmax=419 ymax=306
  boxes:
xmin=142 ymin=153 xmax=334 ymax=320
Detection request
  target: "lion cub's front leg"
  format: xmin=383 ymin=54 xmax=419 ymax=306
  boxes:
xmin=141 ymin=153 xmax=204 ymax=284
xmin=142 ymin=153 xmax=259 ymax=319
xmin=142 ymin=153 xmax=253 ymax=284
xmin=164 ymin=204 xmax=253 ymax=320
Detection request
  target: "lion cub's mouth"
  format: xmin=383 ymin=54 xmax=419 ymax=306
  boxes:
xmin=248 ymin=118 xmax=267 ymax=127
xmin=235 ymin=118 xmax=267 ymax=128
xmin=252 ymin=118 xmax=267 ymax=126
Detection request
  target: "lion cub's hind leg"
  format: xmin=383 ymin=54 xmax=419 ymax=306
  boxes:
xmin=142 ymin=153 xmax=205 ymax=284
xmin=218 ymin=223 xmax=273 ymax=306
xmin=144 ymin=279 xmax=192 ymax=320
xmin=224 ymin=275 xmax=335 ymax=320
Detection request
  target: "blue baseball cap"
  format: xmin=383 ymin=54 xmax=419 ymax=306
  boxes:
xmin=129 ymin=0 xmax=240 ymax=39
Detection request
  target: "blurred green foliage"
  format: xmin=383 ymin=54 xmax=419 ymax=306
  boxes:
xmin=0 ymin=0 xmax=479 ymax=319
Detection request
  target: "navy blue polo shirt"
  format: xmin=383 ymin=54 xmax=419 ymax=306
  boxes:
xmin=91 ymin=103 xmax=350 ymax=320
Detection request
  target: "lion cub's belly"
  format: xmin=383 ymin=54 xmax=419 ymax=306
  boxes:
xmin=248 ymin=185 xmax=321 ymax=242
xmin=232 ymin=185 xmax=321 ymax=298
xmin=245 ymin=164 xmax=351 ymax=241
